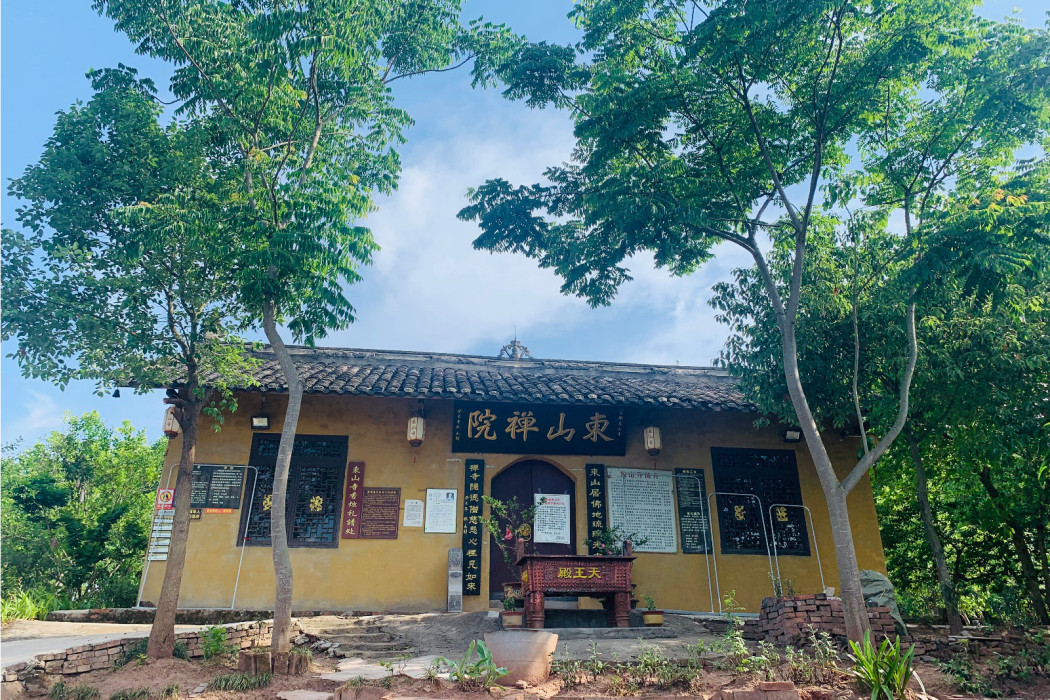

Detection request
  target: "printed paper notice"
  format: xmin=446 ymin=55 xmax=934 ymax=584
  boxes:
xmin=606 ymin=467 xmax=678 ymax=553
xmin=425 ymin=488 xmax=458 ymax=533
xmin=403 ymin=499 xmax=425 ymax=527
xmin=534 ymin=493 xmax=571 ymax=544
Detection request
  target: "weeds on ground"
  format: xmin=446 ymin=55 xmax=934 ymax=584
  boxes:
xmin=436 ymin=640 xmax=508 ymax=690
xmin=377 ymin=652 xmax=410 ymax=679
xmin=109 ymin=689 xmax=151 ymax=700
xmin=113 ymin=639 xmax=187 ymax=668
xmin=49 ymin=682 xmax=100 ymax=700
xmin=157 ymin=684 xmax=180 ymax=700
xmin=937 ymin=654 xmax=999 ymax=698
xmin=208 ymin=673 xmax=272 ymax=691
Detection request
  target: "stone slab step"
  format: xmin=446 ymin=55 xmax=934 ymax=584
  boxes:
xmin=540 ymin=627 xmax=676 ymax=640
xmin=326 ymin=640 xmax=410 ymax=651
xmin=333 ymin=649 xmax=416 ymax=660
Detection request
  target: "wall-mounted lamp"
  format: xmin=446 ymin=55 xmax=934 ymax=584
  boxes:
xmin=251 ymin=415 xmax=270 ymax=430
xmin=407 ymin=400 xmax=426 ymax=447
xmin=783 ymin=428 xmax=802 ymax=443
xmin=643 ymin=426 xmax=662 ymax=456
xmin=162 ymin=406 xmax=180 ymax=438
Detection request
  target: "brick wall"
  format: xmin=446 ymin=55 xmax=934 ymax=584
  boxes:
xmin=2 ymin=620 xmax=301 ymax=695
xmin=757 ymin=593 xmax=897 ymax=644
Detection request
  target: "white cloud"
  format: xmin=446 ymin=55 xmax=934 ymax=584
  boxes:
xmin=5 ymin=390 xmax=66 ymax=441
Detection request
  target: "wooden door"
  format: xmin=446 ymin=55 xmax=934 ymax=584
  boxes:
xmin=489 ymin=460 xmax=576 ymax=599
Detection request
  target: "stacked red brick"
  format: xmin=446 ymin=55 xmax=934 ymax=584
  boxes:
xmin=758 ymin=593 xmax=897 ymax=644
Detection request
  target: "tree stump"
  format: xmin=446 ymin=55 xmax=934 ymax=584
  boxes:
xmin=237 ymin=650 xmax=272 ymax=674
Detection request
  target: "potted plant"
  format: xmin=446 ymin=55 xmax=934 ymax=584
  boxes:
xmin=641 ymin=594 xmax=664 ymax=627
xmin=584 ymin=524 xmax=649 ymax=555
xmin=500 ymin=590 xmax=524 ymax=629
xmin=480 ymin=495 xmax=543 ymax=592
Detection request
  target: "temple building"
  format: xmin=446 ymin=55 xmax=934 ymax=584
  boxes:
xmin=137 ymin=343 xmax=887 ymax=615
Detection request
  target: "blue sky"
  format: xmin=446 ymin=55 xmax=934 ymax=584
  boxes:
xmin=2 ymin=1 xmax=1045 ymax=448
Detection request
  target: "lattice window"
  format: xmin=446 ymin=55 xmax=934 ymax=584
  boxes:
xmin=711 ymin=448 xmax=809 ymax=556
xmin=237 ymin=434 xmax=347 ymax=548
xmin=290 ymin=465 xmax=341 ymax=545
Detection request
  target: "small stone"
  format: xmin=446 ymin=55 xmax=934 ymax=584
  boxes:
xmin=293 ymin=634 xmax=310 ymax=646
xmin=515 ymin=681 xmax=529 ymax=689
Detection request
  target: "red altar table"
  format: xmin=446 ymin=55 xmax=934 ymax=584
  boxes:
xmin=517 ymin=552 xmax=636 ymax=629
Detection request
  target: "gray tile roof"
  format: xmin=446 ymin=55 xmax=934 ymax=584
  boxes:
xmin=237 ymin=346 xmax=750 ymax=411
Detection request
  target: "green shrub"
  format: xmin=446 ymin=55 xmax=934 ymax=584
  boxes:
xmin=207 ymin=673 xmax=272 ymax=691
xmin=200 ymin=626 xmax=233 ymax=660
xmin=847 ymin=631 xmax=914 ymax=700
xmin=1 ymin=588 xmax=67 ymax=622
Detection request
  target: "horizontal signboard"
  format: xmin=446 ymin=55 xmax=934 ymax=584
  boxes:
xmin=452 ymin=402 xmax=625 ymax=455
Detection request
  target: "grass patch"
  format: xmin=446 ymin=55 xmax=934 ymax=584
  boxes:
xmin=49 ymin=682 xmax=101 ymax=700
xmin=208 ymin=673 xmax=272 ymax=691
xmin=109 ymin=689 xmax=151 ymax=700
xmin=158 ymin=685 xmax=180 ymax=700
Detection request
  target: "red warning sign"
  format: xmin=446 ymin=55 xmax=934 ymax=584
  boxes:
xmin=155 ymin=488 xmax=175 ymax=510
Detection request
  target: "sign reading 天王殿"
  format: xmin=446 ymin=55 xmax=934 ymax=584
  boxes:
xmin=451 ymin=402 xmax=625 ymax=455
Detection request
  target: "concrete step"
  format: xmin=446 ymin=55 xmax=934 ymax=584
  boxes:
xmin=317 ymin=631 xmax=395 ymax=642
xmin=333 ymin=648 xmax=415 ymax=660
xmin=325 ymin=639 xmax=410 ymax=651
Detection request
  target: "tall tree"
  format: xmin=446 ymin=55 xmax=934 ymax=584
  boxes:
xmin=459 ymin=0 xmax=1049 ymax=639
xmin=93 ymin=0 xmax=521 ymax=657
xmin=2 ymin=67 xmax=257 ymax=657
xmin=1 ymin=412 xmax=166 ymax=607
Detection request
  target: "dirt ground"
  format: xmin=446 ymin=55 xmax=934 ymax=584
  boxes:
xmin=7 ymin=614 xmax=1050 ymax=700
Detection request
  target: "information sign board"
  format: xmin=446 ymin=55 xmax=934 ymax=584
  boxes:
xmin=360 ymin=487 xmax=400 ymax=539
xmin=426 ymin=488 xmax=458 ymax=533
xmin=534 ymin=493 xmax=571 ymax=544
xmin=674 ymin=468 xmax=713 ymax=554
xmin=606 ymin=467 xmax=677 ymax=553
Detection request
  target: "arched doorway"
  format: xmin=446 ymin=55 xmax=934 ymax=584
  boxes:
xmin=489 ymin=460 xmax=577 ymax=600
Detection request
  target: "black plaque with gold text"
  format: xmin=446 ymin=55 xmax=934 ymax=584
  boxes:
xmin=451 ymin=402 xmax=625 ymax=456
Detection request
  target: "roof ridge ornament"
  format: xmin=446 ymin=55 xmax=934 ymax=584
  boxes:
xmin=498 ymin=338 xmax=532 ymax=360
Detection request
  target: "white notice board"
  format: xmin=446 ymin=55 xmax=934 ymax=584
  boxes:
xmin=606 ymin=467 xmax=677 ymax=553
xmin=425 ymin=488 xmax=458 ymax=533
xmin=534 ymin=493 xmax=571 ymax=544
xmin=403 ymin=499 xmax=425 ymax=527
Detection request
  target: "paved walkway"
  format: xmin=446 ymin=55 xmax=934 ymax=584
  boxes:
xmin=0 ymin=621 xmax=205 ymax=668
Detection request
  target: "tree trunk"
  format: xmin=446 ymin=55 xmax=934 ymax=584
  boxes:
xmin=778 ymin=324 xmax=871 ymax=642
xmin=262 ymin=301 xmax=303 ymax=655
xmin=147 ymin=395 xmax=202 ymax=659
xmin=977 ymin=467 xmax=1050 ymax=624
xmin=907 ymin=427 xmax=963 ymax=634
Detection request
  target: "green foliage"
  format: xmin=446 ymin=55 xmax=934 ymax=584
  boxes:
xmin=1 ymin=413 xmax=164 ymax=608
xmin=641 ymin=594 xmax=657 ymax=612
xmin=1 ymin=588 xmax=68 ymax=623
xmin=936 ymin=654 xmax=998 ymax=697
xmin=200 ymin=626 xmax=233 ymax=660
xmin=207 ymin=673 xmax=272 ymax=691
xmin=109 ymin=689 xmax=151 ymax=700
xmin=49 ymin=683 xmax=101 ymax=700
xmin=479 ymin=496 xmax=542 ymax=570
xmin=847 ymin=632 xmax=915 ymax=700
xmin=583 ymin=524 xmax=649 ymax=555
xmin=158 ymin=685 xmax=180 ymax=700
xmin=436 ymin=640 xmax=509 ymax=690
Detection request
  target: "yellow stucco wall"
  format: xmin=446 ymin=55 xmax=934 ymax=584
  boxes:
xmin=138 ymin=392 xmax=886 ymax=614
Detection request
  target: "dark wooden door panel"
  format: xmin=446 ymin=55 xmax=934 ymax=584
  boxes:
xmin=489 ymin=460 xmax=576 ymax=598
